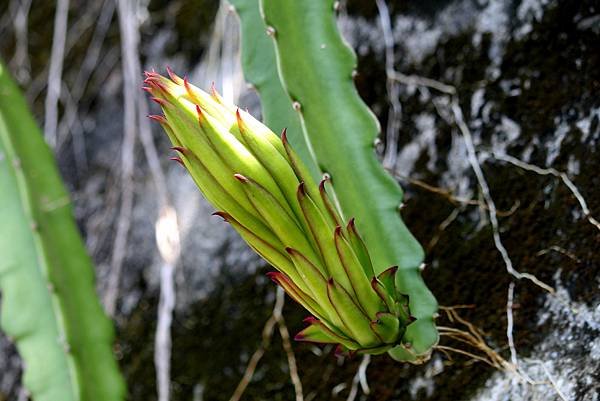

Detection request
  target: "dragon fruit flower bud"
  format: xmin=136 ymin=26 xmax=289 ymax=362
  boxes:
xmin=144 ymin=69 xmax=416 ymax=355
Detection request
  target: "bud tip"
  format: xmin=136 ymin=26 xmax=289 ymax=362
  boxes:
xmin=169 ymin=157 xmax=184 ymax=166
xmin=233 ymin=173 xmax=248 ymax=183
xmin=296 ymin=181 xmax=306 ymax=197
xmin=212 ymin=211 xmax=229 ymax=221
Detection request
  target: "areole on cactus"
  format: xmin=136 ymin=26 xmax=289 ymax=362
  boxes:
xmin=144 ymin=69 xmax=416 ymax=355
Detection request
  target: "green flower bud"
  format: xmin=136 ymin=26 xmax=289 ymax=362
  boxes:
xmin=144 ymin=69 xmax=416 ymax=355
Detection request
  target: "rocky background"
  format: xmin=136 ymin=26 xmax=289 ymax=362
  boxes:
xmin=0 ymin=0 xmax=598 ymax=400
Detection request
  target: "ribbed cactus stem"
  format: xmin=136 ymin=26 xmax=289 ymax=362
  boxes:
xmin=260 ymin=0 xmax=438 ymax=363
xmin=0 ymin=63 xmax=125 ymax=401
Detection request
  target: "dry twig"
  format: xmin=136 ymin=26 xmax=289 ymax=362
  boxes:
xmin=8 ymin=0 xmax=32 ymax=83
xmin=229 ymin=288 xmax=284 ymax=401
xmin=346 ymin=355 xmax=371 ymax=401
xmin=491 ymin=152 xmax=600 ymax=232
xmin=44 ymin=0 xmax=70 ymax=148
xmin=376 ymin=0 xmax=403 ymax=169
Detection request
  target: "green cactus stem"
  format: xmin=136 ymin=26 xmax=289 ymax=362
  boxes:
xmin=228 ymin=0 xmax=321 ymax=182
xmin=145 ymin=71 xmax=416 ymax=354
xmin=260 ymin=0 xmax=438 ymax=363
xmin=0 ymin=63 xmax=126 ymax=401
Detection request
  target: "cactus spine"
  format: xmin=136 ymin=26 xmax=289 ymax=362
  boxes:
xmin=259 ymin=0 xmax=438 ymax=362
xmin=0 ymin=63 xmax=126 ymax=401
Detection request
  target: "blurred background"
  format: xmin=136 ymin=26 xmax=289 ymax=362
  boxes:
xmin=0 ymin=0 xmax=599 ymax=400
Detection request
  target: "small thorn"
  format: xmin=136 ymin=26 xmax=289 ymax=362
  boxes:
xmin=419 ymin=263 xmax=426 ymax=271
xmin=385 ymin=266 xmax=399 ymax=276
xmin=370 ymin=276 xmax=379 ymax=290
xmin=184 ymin=76 xmax=193 ymax=96
xmin=212 ymin=211 xmax=230 ymax=221
xmin=334 ymin=225 xmax=342 ymax=237
xmin=266 ymin=26 xmax=276 ymax=36
xmin=397 ymin=202 xmax=406 ymax=211
xmin=281 ymin=128 xmax=288 ymax=143
xmin=432 ymin=312 xmax=440 ymax=319
xmin=297 ymin=181 xmax=306 ymax=197
xmin=166 ymin=66 xmax=181 ymax=83
xmin=284 ymin=247 xmax=295 ymax=255
xmin=146 ymin=78 xmax=168 ymax=92
xmin=266 ymin=271 xmax=281 ymax=283
xmin=148 ymin=114 xmax=167 ymax=123
xmin=347 ymin=217 xmax=356 ymax=231
xmin=292 ymin=101 xmax=301 ymax=111
xmin=169 ymin=157 xmax=184 ymax=166
xmin=170 ymin=146 xmax=186 ymax=154
xmin=210 ymin=82 xmax=220 ymax=99
xmin=303 ymin=316 xmax=318 ymax=324
xmin=196 ymin=105 xmax=204 ymax=124
xmin=351 ymin=69 xmax=358 ymax=79
xmin=235 ymin=108 xmax=245 ymax=130
xmin=403 ymin=342 xmax=412 ymax=349
xmin=151 ymin=97 xmax=168 ymax=106
xmin=233 ymin=173 xmax=248 ymax=183
xmin=294 ymin=333 xmax=305 ymax=341
xmin=142 ymin=86 xmax=152 ymax=93
xmin=327 ymin=277 xmax=335 ymax=286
